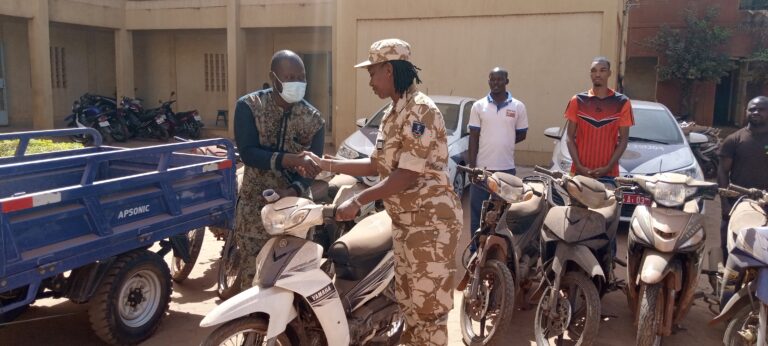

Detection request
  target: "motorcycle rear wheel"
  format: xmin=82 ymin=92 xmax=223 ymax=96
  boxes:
xmin=167 ymin=228 xmax=205 ymax=283
xmin=460 ymin=259 xmax=515 ymax=346
xmin=217 ymin=231 xmax=243 ymax=300
xmin=202 ymin=316 xmax=294 ymax=346
xmin=636 ymin=283 xmax=663 ymax=346
xmin=724 ymin=304 xmax=760 ymax=346
xmin=534 ymin=272 xmax=600 ymax=346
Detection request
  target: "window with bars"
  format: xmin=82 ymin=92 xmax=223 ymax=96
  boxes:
xmin=740 ymin=0 xmax=768 ymax=10
xmin=50 ymin=46 xmax=67 ymax=89
xmin=204 ymin=53 xmax=227 ymax=92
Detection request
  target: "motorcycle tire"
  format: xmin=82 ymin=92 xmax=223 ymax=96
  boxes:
xmin=460 ymin=259 xmax=515 ymax=346
xmin=97 ymin=126 xmax=113 ymax=144
xmin=189 ymin=124 xmax=202 ymax=139
xmin=202 ymin=316 xmax=295 ymax=346
xmin=534 ymin=272 xmax=600 ymax=346
xmin=723 ymin=304 xmax=759 ymax=346
xmin=217 ymin=231 xmax=243 ymax=300
xmin=109 ymin=121 xmax=128 ymax=143
xmin=88 ymin=249 xmax=171 ymax=345
xmin=636 ymin=283 xmax=663 ymax=346
xmin=167 ymin=227 xmax=205 ymax=283
xmin=154 ymin=125 xmax=170 ymax=142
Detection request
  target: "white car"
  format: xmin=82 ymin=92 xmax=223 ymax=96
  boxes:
xmin=543 ymin=100 xmax=709 ymax=220
xmin=336 ymin=95 xmax=476 ymax=198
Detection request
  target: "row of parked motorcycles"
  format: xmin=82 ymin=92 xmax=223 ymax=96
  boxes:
xmin=183 ymin=153 xmax=763 ymax=345
xmin=65 ymin=92 xmax=204 ymax=143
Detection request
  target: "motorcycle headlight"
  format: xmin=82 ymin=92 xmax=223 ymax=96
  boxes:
xmin=559 ymin=158 xmax=573 ymax=172
xmin=337 ymin=144 xmax=360 ymax=159
xmin=647 ymin=181 xmax=697 ymax=207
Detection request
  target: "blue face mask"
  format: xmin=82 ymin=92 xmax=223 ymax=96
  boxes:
xmin=273 ymin=74 xmax=306 ymax=104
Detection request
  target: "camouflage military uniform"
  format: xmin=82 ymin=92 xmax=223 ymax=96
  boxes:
xmin=234 ymin=90 xmax=324 ymax=290
xmin=371 ymin=87 xmax=462 ymax=346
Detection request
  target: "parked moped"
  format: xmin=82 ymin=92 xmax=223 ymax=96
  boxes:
xmin=456 ymin=165 xmax=550 ymax=345
xmin=200 ymin=191 xmax=403 ymax=346
xmin=616 ymin=173 xmax=718 ymax=345
xmin=709 ymin=185 xmax=768 ymax=346
xmin=532 ymin=167 xmax=620 ymax=345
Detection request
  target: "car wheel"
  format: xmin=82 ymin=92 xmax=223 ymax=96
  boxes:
xmin=453 ymin=171 xmax=466 ymax=200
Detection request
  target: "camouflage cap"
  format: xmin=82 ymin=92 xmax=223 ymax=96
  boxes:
xmin=354 ymin=38 xmax=411 ymax=68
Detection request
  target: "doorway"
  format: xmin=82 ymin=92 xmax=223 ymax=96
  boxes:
xmin=301 ymin=52 xmax=332 ymax=135
xmin=713 ymin=70 xmax=736 ymax=126
xmin=0 ymin=42 xmax=7 ymax=126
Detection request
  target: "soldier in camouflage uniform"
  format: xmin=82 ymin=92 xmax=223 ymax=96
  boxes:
xmin=233 ymin=50 xmax=324 ymax=291
xmin=307 ymin=39 xmax=461 ymax=346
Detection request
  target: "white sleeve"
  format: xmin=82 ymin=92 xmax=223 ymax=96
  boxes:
xmin=468 ymin=102 xmax=481 ymax=129
xmin=516 ymin=102 xmax=528 ymax=130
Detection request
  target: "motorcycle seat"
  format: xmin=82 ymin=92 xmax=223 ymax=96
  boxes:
xmin=505 ymin=181 xmax=547 ymax=235
xmin=329 ymin=211 xmax=393 ymax=281
xmin=728 ymin=200 xmax=768 ymax=253
xmin=733 ymin=227 xmax=768 ymax=265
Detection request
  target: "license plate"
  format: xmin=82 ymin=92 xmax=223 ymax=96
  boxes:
xmin=99 ymin=121 xmax=110 ymax=127
xmin=193 ymin=115 xmax=201 ymax=121
xmin=156 ymin=115 xmax=166 ymax=124
xmin=623 ymin=193 xmax=652 ymax=206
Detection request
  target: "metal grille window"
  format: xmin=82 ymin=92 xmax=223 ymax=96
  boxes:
xmin=740 ymin=0 xmax=768 ymax=10
xmin=204 ymin=53 xmax=227 ymax=92
xmin=50 ymin=46 xmax=66 ymax=89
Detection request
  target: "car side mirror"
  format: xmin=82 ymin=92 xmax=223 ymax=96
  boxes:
xmin=688 ymin=132 xmax=708 ymax=144
xmin=544 ymin=127 xmax=562 ymax=140
xmin=355 ymin=118 xmax=367 ymax=128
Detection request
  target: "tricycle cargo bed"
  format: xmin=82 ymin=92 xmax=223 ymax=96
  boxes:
xmin=0 ymin=130 xmax=236 ymax=298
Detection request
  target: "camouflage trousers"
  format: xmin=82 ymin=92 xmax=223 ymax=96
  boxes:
xmin=391 ymin=208 xmax=461 ymax=346
xmin=234 ymin=198 xmax=270 ymax=291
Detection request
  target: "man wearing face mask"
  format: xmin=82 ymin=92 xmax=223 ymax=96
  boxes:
xmin=233 ymin=50 xmax=324 ymax=292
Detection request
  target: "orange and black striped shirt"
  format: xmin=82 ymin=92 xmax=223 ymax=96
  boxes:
xmin=564 ymin=88 xmax=634 ymax=177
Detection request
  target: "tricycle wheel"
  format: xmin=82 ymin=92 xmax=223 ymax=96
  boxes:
xmin=88 ymin=249 xmax=171 ymax=345
xmin=217 ymin=231 xmax=242 ymax=300
xmin=168 ymin=227 xmax=205 ymax=283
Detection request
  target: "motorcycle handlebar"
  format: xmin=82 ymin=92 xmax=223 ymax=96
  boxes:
xmin=322 ymin=205 xmax=337 ymax=219
xmin=533 ymin=166 xmax=564 ymax=179
xmin=615 ymin=177 xmax=634 ymax=185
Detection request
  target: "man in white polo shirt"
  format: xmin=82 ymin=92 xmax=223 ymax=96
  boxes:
xmin=467 ymin=67 xmax=528 ymax=252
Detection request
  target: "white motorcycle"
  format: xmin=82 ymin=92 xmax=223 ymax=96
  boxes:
xmin=200 ymin=188 xmax=402 ymax=346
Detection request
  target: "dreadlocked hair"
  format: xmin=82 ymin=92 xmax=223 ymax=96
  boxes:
xmin=390 ymin=60 xmax=422 ymax=96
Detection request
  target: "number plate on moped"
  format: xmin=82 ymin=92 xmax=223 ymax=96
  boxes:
xmin=193 ymin=115 xmax=202 ymax=121
xmin=622 ymin=193 xmax=651 ymax=206
xmin=99 ymin=121 xmax=110 ymax=127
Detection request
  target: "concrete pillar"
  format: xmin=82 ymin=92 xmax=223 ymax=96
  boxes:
xmin=28 ymin=0 xmax=53 ymax=129
xmin=115 ymin=29 xmax=135 ymax=100
xmin=226 ymin=0 xmax=245 ymax=138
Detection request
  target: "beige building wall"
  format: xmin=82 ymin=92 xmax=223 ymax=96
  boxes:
xmin=134 ymin=30 xmax=228 ymax=127
xmin=0 ymin=16 xmax=33 ymax=128
xmin=49 ymin=23 xmax=116 ymax=128
xmin=0 ymin=0 xmax=622 ymax=164
xmin=335 ymin=0 xmax=624 ymax=165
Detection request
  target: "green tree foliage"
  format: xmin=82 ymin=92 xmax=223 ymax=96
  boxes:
xmin=649 ymin=7 xmax=735 ymax=117
xmin=0 ymin=139 xmax=83 ymax=157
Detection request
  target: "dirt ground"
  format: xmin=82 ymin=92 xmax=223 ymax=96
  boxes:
xmin=0 ymin=166 xmax=727 ymax=346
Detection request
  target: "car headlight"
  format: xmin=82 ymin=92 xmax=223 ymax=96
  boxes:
xmin=672 ymin=165 xmax=703 ymax=181
xmin=646 ymin=181 xmax=697 ymax=207
xmin=337 ymin=144 xmax=360 ymax=159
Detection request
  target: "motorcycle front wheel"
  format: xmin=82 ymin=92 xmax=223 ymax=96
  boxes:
xmin=460 ymin=259 xmax=515 ymax=346
xmin=202 ymin=316 xmax=294 ymax=346
xmin=534 ymin=272 xmax=600 ymax=346
xmin=723 ymin=304 xmax=760 ymax=346
xmin=217 ymin=231 xmax=243 ymax=300
xmin=167 ymin=227 xmax=205 ymax=283
xmin=636 ymin=283 xmax=663 ymax=346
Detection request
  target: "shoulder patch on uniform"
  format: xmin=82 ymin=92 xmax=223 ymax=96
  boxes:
xmin=411 ymin=121 xmax=426 ymax=138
